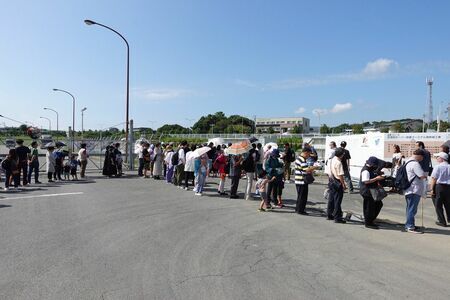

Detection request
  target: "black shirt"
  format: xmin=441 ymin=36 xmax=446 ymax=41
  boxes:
xmin=340 ymin=148 xmax=351 ymax=172
xmin=16 ymin=146 xmax=31 ymax=161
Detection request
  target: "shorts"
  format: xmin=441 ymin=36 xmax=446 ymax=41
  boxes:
xmin=260 ymin=191 xmax=267 ymax=200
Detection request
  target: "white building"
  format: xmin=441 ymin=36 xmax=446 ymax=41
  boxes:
xmin=256 ymin=117 xmax=310 ymax=133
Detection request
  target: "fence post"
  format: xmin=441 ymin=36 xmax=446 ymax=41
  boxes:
xmin=129 ymin=119 xmax=134 ymax=170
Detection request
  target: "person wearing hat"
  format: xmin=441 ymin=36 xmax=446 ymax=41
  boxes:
xmin=327 ymin=147 xmax=347 ymax=223
xmin=15 ymin=139 xmax=31 ymax=186
xmin=403 ymin=149 xmax=427 ymax=234
xmin=294 ymin=147 xmax=319 ymax=215
xmin=429 ymin=152 xmax=450 ymax=227
xmin=359 ymin=156 xmax=387 ymax=229
xmin=265 ymin=149 xmax=284 ymax=207
xmin=339 ymin=141 xmax=354 ymax=193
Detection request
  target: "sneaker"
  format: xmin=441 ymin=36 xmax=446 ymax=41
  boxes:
xmin=35 ymin=181 xmax=42 ymax=184
xmin=195 ymin=192 xmax=202 ymax=196
xmin=3 ymin=187 xmax=9 ymax=191
xmin=334 ymin=219 xmax=347 ymax=224
xmin=365 ymin=223 xmax=379 ymax=230
xmin=435 ymin=221 xmax=447 ymax=227
xmin=406 ymin=227 xmax=423 ymax=234
xmin=258 ymin=208 xmax=267 ymax=212
xmin=48 ymin=180 xmax=54 ymax=183
xmin=297 ymin=211 xmax=309 ymax=215
xmin=220 ymin=192 xmax=228 ymax=196
xmin=326 ymin=216 xmax=334 ymax=220
xmin=230 ymin=195 xmax=239 ymax=199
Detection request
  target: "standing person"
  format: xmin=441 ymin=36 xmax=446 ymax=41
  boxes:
xmin=183 ymin=145 xmax=196 ymax=190
xmin=102 ymin=145 xmax=117 ymax=177
xmin=152 ymin=143 xmax=163 ymax=180
xmin=359 ymin=157 xmax=386 ymax=229
xmin=214 ymin=146 xmax=228 ymax=195
xmin=243 ymin=148 xmax=257 ymax=200
xmin=339 ymin=141 xmax=354 ymax=193
xmin=174 ymin=141 xmax=187 ymax=187
xmin=327 ymin=148 xmax=347 ymax=223
xmin=46 ymin=146 xmax=56 ymax=183
xmin=27 ymin=141 xmax=41 ymax=184
xmin=53 ymin=146 xmax=64 ymax=181
xmin=142 ymin=143 xmax=151 ymax=178
xmin=256 ymin=143 xmax=264 ymax=176
xmin=15 ymin=139 xmax=30 ymax=186
xmin=193 ymin=154 xmax=209 ymax=196
xmin=229 ymin=154 xmax=244 ymax=199
xmin=113 ymin=143 xmax=123 ymax=176
xmin=282 ymin=143 xmax=295 ymax=182
xmin=262 ymin=145 xmax=272 ymax=171
xmin=164 ymin=145 xmax=174 ymax=183
xmin=256 ymin=171 xmax=275 ymax=212
xmin=294 ymin=147 xmax=317 ymax=215
xmin=69 ymin=154 xmax=78 ymax=181
xmin=403 ymin=149 xmax=427 ymax=234
xmin=1 ymin=149 xmax=19 ymax=190
xmin=429 ymin=152 xmax=450 ymax=227
xmin=78 ymin=143 xmax=88 ymax=179
xmin=416 ymin=141 xmax=432 ymax=176
xmin=207 ymin=142 xmax=216 ymax=176
xmin=137 ymin=141 xmax=145 ymax=177
xmin=265 ymin=149 xmax=284 ymax=208
xmin=390 ymin=145 xmax=404 ymax=192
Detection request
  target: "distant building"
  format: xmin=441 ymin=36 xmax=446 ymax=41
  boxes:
xmin=256 ymin=117 xmax=310 ymax=133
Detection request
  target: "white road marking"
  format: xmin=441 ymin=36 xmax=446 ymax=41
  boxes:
xmin=0 ymin=192 xmax=84 ymax=201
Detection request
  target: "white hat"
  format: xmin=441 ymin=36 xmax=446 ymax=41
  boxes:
xmin=434 ymin=152 xmax=449 ymax=161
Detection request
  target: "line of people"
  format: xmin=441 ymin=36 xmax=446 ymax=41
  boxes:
xmin=0 ymin=140 xmax=89 ymax=190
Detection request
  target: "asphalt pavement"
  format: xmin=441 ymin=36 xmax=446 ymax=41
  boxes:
xmin=1 ymin=172 xmax=450 ymax=300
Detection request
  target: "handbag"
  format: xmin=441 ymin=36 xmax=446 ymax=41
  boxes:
xmin=369 ymin=186 xmax=388 ymax=202
xmin=304 ymin=173 xmax=315 ymax=184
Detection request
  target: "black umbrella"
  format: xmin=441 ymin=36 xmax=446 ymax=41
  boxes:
xmin=248 ymin=136 xmax=258 ymax=143
xmin=55 ymin=141 xmax=66 ymax=148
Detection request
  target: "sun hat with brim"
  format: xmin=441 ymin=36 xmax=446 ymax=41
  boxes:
xmin=434 ymin=152 xmax=449 ymax=161
xmin=366 ymin=156 xmax=378 ymax=166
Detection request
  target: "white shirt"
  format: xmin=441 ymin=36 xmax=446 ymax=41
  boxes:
xmin=78 ymin=148 xmax=87 ymax=161
xmin=431 ymin=161 xmax=450 ymax=184
xmin=184 ymin=151 xmax=196 ymax=172
xmin=361 ymin=170 xmax=370 ymax=182
xmin=330 ymin=157 xmax=344 ymax=179
xmin=178 ymin=148 xmax=186 ymax=165
xmin=404 ymin=158 xmax=425 ymax=196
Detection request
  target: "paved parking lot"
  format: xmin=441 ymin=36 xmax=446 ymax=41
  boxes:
xmin=1 ymin=172 xmax=450 ymax=299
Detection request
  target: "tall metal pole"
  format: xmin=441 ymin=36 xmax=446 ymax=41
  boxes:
xmin=39 ymin=116 xmax=51 ymax=131
xmin=84 ymin=19 xmax=131 ymax=169
xmin=44 ymin=107 xmax=59 ymax=132
xmin=81 ymin=107 xmax=87 ymax=137
xmin=53 ymin=88 xmax=75 ymax=151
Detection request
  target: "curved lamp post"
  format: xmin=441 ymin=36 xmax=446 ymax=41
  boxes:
xmin=84 ymin=19 xmax=131 ymax=168
xmin=43 ymin=107 xmax=59 ymax=132
xmin=39 ymin=116 xmax=51 ymax=131
xmin=81 ymin=107 xmax=87 ymax=135
xmin=53 ymin=88 xmax=75 ymax=151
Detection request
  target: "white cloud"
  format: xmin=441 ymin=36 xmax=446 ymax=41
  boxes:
xmin=295 ymin=107 xmax=306 ymax=114
xmin=133 ymin=88 xmax=193 ymax=101
xmin=312 ymin=108 xmax=328 ymax=116
xmin=330 ymin=102 xmax=352 ymax=113
xmin=362 ymin=58 xmax=398 ymax=75
xmin=313 ymin=102 xmax=353 ymax=116
xmin=268 ymin=58 xmax=398 ymax=90
xmin=235 ymin=78 xmax=258 ymax=88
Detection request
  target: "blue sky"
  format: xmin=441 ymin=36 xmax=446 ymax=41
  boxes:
xmin=1 ymin=0 xmax=450 ymax=131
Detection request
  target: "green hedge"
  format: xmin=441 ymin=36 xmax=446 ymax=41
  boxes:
xmin=277 ymin=137 xmax=303 ymax=152
xmin=159 ymin=136 xmax=207 ymax=145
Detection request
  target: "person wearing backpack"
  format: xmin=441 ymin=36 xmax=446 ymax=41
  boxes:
xmin=401 ymin=149 xmax=428 ymax=234
xmin=359 ymin=157 xmax=387 ymax=229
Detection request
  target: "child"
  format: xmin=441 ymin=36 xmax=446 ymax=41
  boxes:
xmin=63 ymin=160 xmax=71 ymax=180
xmin=1 ymin=149 xmax=20 ymax=190
xmin=70 ymin=154 xmax=78 ymax=181
xmin=256 ymin=171 xmax=275 ymax=212
xmin=142 ymin=143 xmax=151 ymax=178
xmin=193 ymin=154 xmax=209 ymax=196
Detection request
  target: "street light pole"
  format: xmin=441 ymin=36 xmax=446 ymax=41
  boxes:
xmin=44 ymin=107 xmax=59 ymax=132
xmin=53 ymin=88 xmax=76 ymax=151
xmin=81 ymin=107 xmax=87 ymax=136
xmin=84 ymin=19 xmax=131 ymax=168
xmin=39 ymin=116 xmax=51 ymax=131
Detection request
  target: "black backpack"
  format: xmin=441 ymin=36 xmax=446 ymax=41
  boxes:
xmin=394 ymin=160 xmax=417 ymax=192
xmin=171 ymin=151 xmax=179 ymax=166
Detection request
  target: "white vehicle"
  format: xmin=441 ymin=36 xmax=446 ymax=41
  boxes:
xmin=40 ymin=135 xmax=53 ymax=149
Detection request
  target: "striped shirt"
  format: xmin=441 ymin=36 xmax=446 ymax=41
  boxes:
xmin=295 ymin=156 xmax=309 ymax=185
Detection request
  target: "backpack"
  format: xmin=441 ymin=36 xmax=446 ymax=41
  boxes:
xmin=171 ymin=151 xmax=179 ymax=166
xmin=394 ymin=160 xmax=417 ymax=192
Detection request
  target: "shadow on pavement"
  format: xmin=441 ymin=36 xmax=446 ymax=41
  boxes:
xmin=0 ymin=204 xmax=12 ymax=208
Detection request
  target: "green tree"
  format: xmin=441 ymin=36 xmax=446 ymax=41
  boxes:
xmin=292 ymin=125 xmax=303 ymax=134
xmin=352 ymin=124 xmax=364 ymax=134
xmin=440 ymin=121 xmax=450 ymax=132
xmin=157 ymin=124 xmax=189 ymax=134
xmin=380 ymin=127 xmax=389 ymax=133
xmin=391 ymin=122 xmax=405 ymax=133
xmin=320 ymin=124 xmax=330 ymax=134
xmin=268 ymin=126 xmax=275 ymax=134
